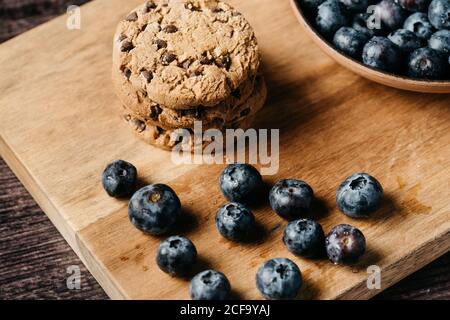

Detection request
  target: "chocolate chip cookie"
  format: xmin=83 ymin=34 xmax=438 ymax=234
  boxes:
xmin=120 ymin=75 xmax=265 ymax=129
xmin=112 ymin=0 xmax=260 ymax=110
xmin=124 ymin=112 xmax=259 ymax=151
xmin=122 ymin=76 xmax=267 ymax=150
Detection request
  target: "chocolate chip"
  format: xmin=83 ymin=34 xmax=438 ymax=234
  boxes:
xmin=181 ymin=59 xmax=193 ymax=69
xmin=185 ymin=2 xmax=201 ymax=11
xmin=126 ymin=11 xmax=138 ymax=22
xmin=231 ymin=89 xmax=241 ymax=99
xmin=145 ymin=1 xmax=157 ymax=12
xmin=200 ymin=52 xmax=213 ymax=65
xmin=194 ymin=107 xmax=205 ymax=119
xmin=190 ymin=69 xmax=203 ymax=77
xmin=153 ymin=39 xmax=167 ymax=50
xmin=163 ymin=25 xmax=178 ymax=33
xmin=118 ymin=34 xmax=127 ymax=42
xmin=123 ymin=68 xmax=132 ymax=79
xmin=155 ymin=126 xmax=164 ymax=136
xmin=232 ymin=11 xmax=241 ymax=17
xmin=212 ymin=7 xmax=224 ymax=13
xmin=215 ymin=54 xmax=231 ymax=70
xmin=200 ymin=57 xmax=212 ymax=65
xmin=161 ymin=52 xmax=177 ymax=65
xmin=184 ymin=109 xmax=196 ymax=116
xmin=132 ymin=119 xmax=146 ymax=133
xmin=150 ymin=105 xmax=162 ymax=121
xmin=120 ymin=40 xmax=134 ymax=52
xmin=140 ymin=70 xmax=153 ymax=83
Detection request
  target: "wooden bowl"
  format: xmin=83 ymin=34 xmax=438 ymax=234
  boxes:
xmin=290 ymin=0 xmax=450 ymax=93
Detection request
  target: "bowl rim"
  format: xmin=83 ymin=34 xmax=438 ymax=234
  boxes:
xmin=290 ymin=0 xmax=450 ymax=86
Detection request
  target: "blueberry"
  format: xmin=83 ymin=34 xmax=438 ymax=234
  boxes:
xmin=325 ymin=224 xmax=366 ymax=264
xmin=388 ymin=28 xmax=423 ymax=51
xmin=362 ymin=36 xmax=403 ymax=71
xmin=215 ymin=202 xmax=255 ymax=241
xmin=336 ymin=172 xmax=383 ymax=217
xmin=156 ymin=236 xmax=197 ymax=277
xmin=128 ymin=184 xmax=181 ymax=235
xmin=283 ymin=219 xmax=325 ymax=258
xmin=102 ymin=160 xmax=137 ymax=197
xmin=269 ymin=179 xmax=314 ymax=220
xmin=374 ymin=0 xmax=408 ymax=30
xmin=316 ymin=0 xmax=350 ymax=38
xmin=395 ymin=0 xmax=431 ymax=12
xmin=352 ymin=13 xmax=377 ymax=38
xmin=339 ymin=0 xmax=370 ymax=11
xmin=429 ymin=29 xmax=450 ymax=54
xmin=219 ymin=164 xmax=263 ymax=204
xmin=428 ymin=0 xmax=450 ymax=29
xmin=256 ymin=258 xmax=302 ymax=300
xmin=333 ymin=27 xmax=369 ymax=58
xmin=352 ymin=13 xmax=388 ymax=38
xmin=190 ymin=270 xmax=231 ymax=300
xmin=408 ymin=47 xmax=448 ymax=78
xmin=404 ymin=12 xmax=435 ymax=39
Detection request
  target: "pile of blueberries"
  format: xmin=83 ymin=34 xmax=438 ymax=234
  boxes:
xmin=102 ymin=160 xmax=384 ymax=300
xmin=300 ymin=0 xmax=450 ymax=79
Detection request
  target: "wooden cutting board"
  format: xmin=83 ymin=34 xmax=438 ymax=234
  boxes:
xmin=0 ymin=0 xmax=449 ymax=300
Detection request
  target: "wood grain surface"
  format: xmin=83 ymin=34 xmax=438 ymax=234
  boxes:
xmin=0 ymin=0 xmax=449 ymax=300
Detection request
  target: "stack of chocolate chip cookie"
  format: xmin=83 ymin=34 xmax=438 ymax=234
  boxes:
xmin=112 ymin=0 xmax=266 ymax=150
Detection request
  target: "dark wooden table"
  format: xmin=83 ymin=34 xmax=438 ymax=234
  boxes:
xmin=0 ymin=0 xmax=449 ymax=300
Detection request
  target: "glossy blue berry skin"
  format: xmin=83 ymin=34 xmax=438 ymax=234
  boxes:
xmin=333 ymin=26 xmax=369 ymax=58
xmin=128 ymin=184 xmax=181 ymax=235
xmin=283 ymin=219 xmax=325 ymax=258
xmin=396 ymin=0 xmax=431 ymax=12
xmin=408 ymin=47 xmax=448 ymax=78
xmin=352 ymin=13 xmax=385 ymax=38
xmin=374 ymin=0 xmax=408 ymax=30
xmin=102 ymin=160 xmax=137 ymax=198
xmin=362 ymin=36 xmax=403 ymax=72
xmin=428 ymin=0 xmax=450 ymax=29
xmin=316 ymin=0 xmax=350 ymax=38
xmin=404 ymin=12 xmax=435 ymax=39
xmin=215 ymin=202 xmax=255 ymax=242
xmin=428 ymin=29 xmax=450 ymax=54
xmin=219 ymin=164 xmax=263 ymax=204
xmin=339 ymin=0 xmax=370 ymax=11
xmin=190 ymin=270 xmax=231 ymax=300
xmin=336 ymin=172 xmax=383 ymax=218
xmin=156 ymin=236 xmax=197 ymax=277
xmin=326 ymin=224 xmax=366 ymax=264
xmin=256 ymin=258 xmax=302 ymax=300
xmin=388 ymin=28 xmax=424 ymax=51
xmin=269 ymin=179 xmax=314 ymax=220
